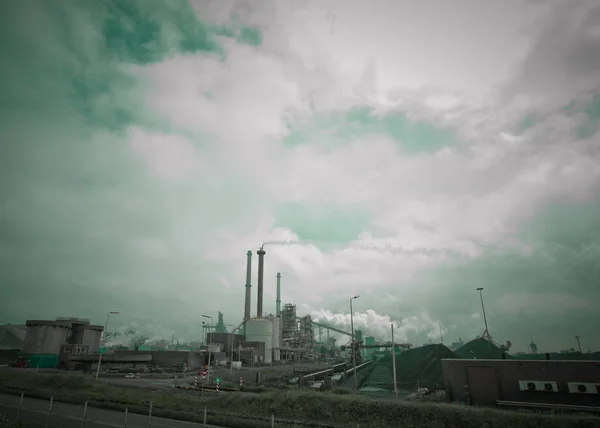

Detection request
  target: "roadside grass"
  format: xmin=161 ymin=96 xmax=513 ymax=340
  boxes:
xmin=214 ymin=362 xmax=332 ymax=386
xmin=0 ymin=412 xmax=28 ymax=428
xmin=1 ymin=370 xmax=599 ymax=428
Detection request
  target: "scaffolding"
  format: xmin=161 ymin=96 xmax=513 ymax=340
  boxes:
xmin=215 ymin=312 xmax=228 ymax=333
xmin=281 ymin=304 xmax=297 ymax=341
xmin=298 ymin=315 xmax=314 ymax=353
xmin=280 ymin=304 xmax=315 ymax=361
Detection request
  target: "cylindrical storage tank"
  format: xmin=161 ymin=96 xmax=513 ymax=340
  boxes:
xmin=206 ymin=344 xmax=222 ymax=353
xmin=271 ymin=317 xmax=281 ymax=361
xmin=245 ymin=318 xmax=273 ymax=364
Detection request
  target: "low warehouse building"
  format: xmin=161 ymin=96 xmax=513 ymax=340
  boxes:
xmin=65 ymin=349 xmax=222 ymax=373
xmin=442 ymin=358 xmax=600 ymax=408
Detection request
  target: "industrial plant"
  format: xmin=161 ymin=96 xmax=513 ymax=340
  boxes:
xmin=2 ymin=244 xmax=599 ymax=413
xmin=4 ymin=245 xmax=387 ymax=372
xmin=4 ymin=245 xmax=596 ymax=374
xmin=227 ymin=246 xmax=408 ymax=367
xmin=218 ymin=246 xmax=367 ymax=366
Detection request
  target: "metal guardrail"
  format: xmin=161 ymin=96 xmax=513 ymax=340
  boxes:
xmin=302 ymin=362 xmax=347 ymax=381
xmin=496 ymin=400 xmax=600 ymax=413
xmin=344 ymin=361 xmax=372 ymax=377
xmin=5 ymin=392 xmax=340 ymax=427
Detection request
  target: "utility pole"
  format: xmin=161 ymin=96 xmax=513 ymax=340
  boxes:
xmin=575 ymin=335 xmax=582 ymax=353
xmin=230 ymin=321 xmax=245 ymax=381
xmin=350 ymin=295 xmax=359 ymax=394
xmin=391 ymin=323 xmax=398 ymax=399
xmin=96 ymin=311 xmax=119 ymax=380
xmin=476 ymin=288 xmax=491 ymax=341
xmin=202 ymin=315 xmax=213 ymax=383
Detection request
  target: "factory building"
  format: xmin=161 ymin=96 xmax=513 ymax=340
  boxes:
xmin=238 ymin=247 xmax=284 ymax=364
xmin=64 ymin=349 xmax=223 ymax=372
xmin=0 ymin=324 xmax=26 ymax=365
xmin=21 ymin=317 xmax=103 ymax=368
xmin=236 ymin=246 xmax=320 ymax=365
xmin=246 ymin=317 xmax=274 ymax=363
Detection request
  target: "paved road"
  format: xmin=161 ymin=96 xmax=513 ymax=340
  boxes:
xmin=99 ymin=377 xmax=181 ymax=390
xmin=0 ymin=393 xmax=226 ymax=427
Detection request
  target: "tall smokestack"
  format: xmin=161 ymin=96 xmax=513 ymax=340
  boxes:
xmin=276 ymin=272 xmax=281 ymax=317
xmin=257 ymin=246 xmax=266 ymax=318
xmin=244 ymin=251 xmax=252 ymax=321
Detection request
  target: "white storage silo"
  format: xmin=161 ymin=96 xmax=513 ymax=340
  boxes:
xmin=271 ymin=316 xmax=281 ymax=362
xmin=245 ymin=318 xmax=273 ymax=364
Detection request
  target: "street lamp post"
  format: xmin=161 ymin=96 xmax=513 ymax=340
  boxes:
xmin=202 ymin=315 xmax=213 ymax=383
xmin=229 ymin=322 xmax=242 ymax=382
xmin=350 ymin=295 xmax=359 ymax=394
xmin=230 ymin=331 xmax=234 ymax=381
xmin=439 ymin=323 xmax=444 ymax=345
xmin=96 ymin=311 xmax=119 ymax=380
xmin=391 ymin=323 xmax=398 ymax=399
xmin=476 ymin=287 xmax=491 ymax=340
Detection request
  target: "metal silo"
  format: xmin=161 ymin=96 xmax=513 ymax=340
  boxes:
xmin=245 ymin=318 xmax=273 ymax=364
xmin=271 ymin=316 xmax=281 ymax=362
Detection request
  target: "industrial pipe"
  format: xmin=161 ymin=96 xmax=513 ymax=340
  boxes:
xmin=244 ymin=251 xmax=252 ymax=321
xmin=257 ymin=246 xmax=266 ymax=318
xmin=276 ymin=273 xmax=281 ymax=317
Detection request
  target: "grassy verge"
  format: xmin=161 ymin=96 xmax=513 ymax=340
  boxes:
xmin=1 ymin=370 xmax=599 ymax=428
xmin=0 ymin=412 xmax=28 ymax=428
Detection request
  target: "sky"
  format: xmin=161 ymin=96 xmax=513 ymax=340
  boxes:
xmin=1 ymin=0 xmax=599 ymax=354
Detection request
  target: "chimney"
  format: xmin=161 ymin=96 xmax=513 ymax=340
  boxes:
xmin=244 ymin=251 xmax=252 ymax=321
xmin=276 ymin=272 xmax=281 ymax=317
xmin=257 ymin=246 xmax=266 ymax=318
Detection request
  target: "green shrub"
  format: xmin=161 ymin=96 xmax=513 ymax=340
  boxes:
xmin=331 ymin=387 xmax=351 ymax=394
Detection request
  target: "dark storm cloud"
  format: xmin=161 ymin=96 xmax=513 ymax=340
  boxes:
xmin=0 ymin=0 xmax=227 ymax=334
xmin=505 ymin=0 xmax=600 ymax=106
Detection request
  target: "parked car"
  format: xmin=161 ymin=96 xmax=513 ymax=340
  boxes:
xmin=11 ymin=358 xmax=31 ymax=368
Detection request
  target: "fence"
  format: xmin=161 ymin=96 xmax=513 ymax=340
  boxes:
xmin=5 ymin=392 xmax=353 ymax=428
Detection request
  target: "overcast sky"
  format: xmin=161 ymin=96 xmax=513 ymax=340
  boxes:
xmin=1 ymin=0 xmax=599 ymax=353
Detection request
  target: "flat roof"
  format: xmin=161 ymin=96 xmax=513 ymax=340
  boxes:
xmin=68 ymin=353 xmax=152 ymax=362
xmin=26 ymin=320 xmax=103 ymax=330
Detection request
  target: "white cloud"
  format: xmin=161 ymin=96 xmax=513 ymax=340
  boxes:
xmin=307 ymin=307 xmax=444 ymax=345
xmin=503 ymin=0 xmax=600 ymax=108
xmin=129 ymin=128 xmax=206 ymax=181
xmin=123 ymin=0 xmax=600 ymax=347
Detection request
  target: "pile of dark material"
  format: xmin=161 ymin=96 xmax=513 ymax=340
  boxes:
xmin=455 ymin=338 xmax=514 ymax=360
xmin=394 ymin=344 xmax=457 ymax=389
xmin=359 ymin=355 xmax=393 ymax=390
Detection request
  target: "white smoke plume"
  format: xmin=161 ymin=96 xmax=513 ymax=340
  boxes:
xmin=105 ymin=322 xmax=188 ymax=347
xmin=308 ymin=307 xmax=446 ymax=346
xmin=262 ymin=237 xmax=463 ymax=259
xmin=261 ymin=239 xmax=318 ymax=247
xmin=344 ymin=243 xmax=461 ymax=259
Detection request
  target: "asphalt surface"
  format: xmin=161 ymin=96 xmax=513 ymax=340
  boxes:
xmin=0 ymin=393 xmax=226 ymax=428
xmin=99 ymin=377 xmax=180 ymax=390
